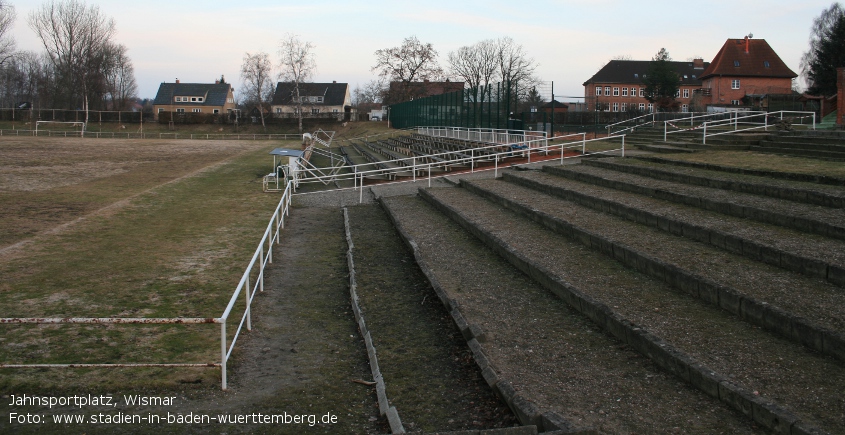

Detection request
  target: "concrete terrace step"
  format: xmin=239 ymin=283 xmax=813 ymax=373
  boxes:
xmin=345 ymin=204 xmax=517 ymax=433
xmin=583 ymin=157 xmax=845 ymax=209
xmin=379 ymin=194 xmax=762 ymax=434
xmin=498 ymin=166 xmax=845 ymax=288
xmin=544 ymin=163 xmax=845 ymax=241
xmin=460 ymin=173 xmax=845 ymax=362
xmin=416 ymin=185 xmax=841 ymax=434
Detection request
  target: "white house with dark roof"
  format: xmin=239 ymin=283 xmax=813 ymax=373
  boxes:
xmin=152 ymin=79 xmax=236 ymax=120
xmin=271 ymin=81 xmax=351 ymax=120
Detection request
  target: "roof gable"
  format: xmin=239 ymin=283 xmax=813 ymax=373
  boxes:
xmin=153 ymin=82 xmax=232 ymax=106
xmin=272 ymin=82 xmax=350 ymax=106
xmin=583 ymin=60 xmax=709 ymax=86
xmin=699 ymin=38 xmax=797 ymax=80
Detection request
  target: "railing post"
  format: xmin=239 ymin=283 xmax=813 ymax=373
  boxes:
xmin=621 ymin=135 xmax=626 ymax=157
xmin=221 ymin=321 xmax=227 ymax=390
xmin=703 ymin=123 xmax=707 ymax=145
xmin=245 ymin=277 xmax=252 ymax=331
xmin=259 ymin=246 xmax=265 ymax=292
xmin=470 ymin=149 xmax=474 ymax=173
xmin=664 ymin=121 xmax=667 ymax=142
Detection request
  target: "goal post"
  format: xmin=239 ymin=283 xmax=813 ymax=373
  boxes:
xmin=35 ymin=120 xmax=87 ymax=137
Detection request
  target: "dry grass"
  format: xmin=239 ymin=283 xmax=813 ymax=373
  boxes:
xmin=652 ymin=150 xmax=845 ymax=179
xmin=0 ymin=136 xmax=297 ymax=390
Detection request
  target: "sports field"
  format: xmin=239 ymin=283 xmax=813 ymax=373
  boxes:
xmin=0 ymin=136 xmax=293 ymax=390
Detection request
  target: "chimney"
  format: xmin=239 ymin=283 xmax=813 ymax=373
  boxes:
xmin=693 ymin=58 xmax=704 ymax=69
xmin=333 ymin=80 xmax=336 ymax=83
xmin=175 ymin=78 xmax=180 ymax=84
xmin=745 ymin=36 xmax=750 ymax=54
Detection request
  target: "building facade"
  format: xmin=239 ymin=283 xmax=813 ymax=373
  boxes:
xmin=271 ymin=82 xmax=351 ymax=119
xmin=583 ymin=59 xmax=708 ymax=113
xmin=153 ymin=79 xmax=236 ymax=119
xmin=697 ymin=37 xmax=797 ymax=109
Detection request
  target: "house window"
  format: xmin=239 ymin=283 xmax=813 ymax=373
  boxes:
xmin=639 ymin=88 xmax=645 ymax=97
xmin=176 ymin=108 xmax=185 ymax=113
xmin=630 ymin=87 xmax=637 ymax=97
xmin=612 ymin=102 xmax=619 ymax=112
xmin=158 ymin=108 xmax=164 ymax=113
xmin=622 ymin=88 xmax=628 ymax=97
xmin=764 ymin=61 xmax=771 ymax=68
xmin=734 ymin=60 xmax=740 ymax=67
xmin=595 ymin=86 xmax=601 ymax=96
xmin=639 ymin=103 xmax=645 ymax=111
xmin=675 ymin=90 xmax=680 ymax=98
xmin=604 ymin=86 xmax=611 ymax=96
xmin=682 ymin=104 xmax=689 ymax=112
xmin=276 ymin=108 xmax=282 ymax=113
xmin=731 ymin=100 xmax=741 ymax=105
xmin=613 ymin=87 xmax=619 ymax=96
xmin=647 ymin=103 xmax=654 ymax=112
xmin=192 ymin=108 xmax=201 ymax=113
xmin=174 ymin=97 xmax=181 ymax=102
xmin=332 ymin=109 xmax=339 ymax=113
xmin=683 ymin=89 xmax=689 ymax=98
xmin=621 ymin=103 xmax=627 ymax=111
xmin=213 ymin=109 xmax=220 ymax=114
xmin=731 ymin=79 xmax=740 ymax=89
xmin=311 ymin=108 xmax=320 ymax=114
xmin=316 ymin=96 xmax=324 ymax=103
xmin=191 ymin=97 xmax=198 ymax=102
xmin=197 ymin=97 xmax=204 ymax=102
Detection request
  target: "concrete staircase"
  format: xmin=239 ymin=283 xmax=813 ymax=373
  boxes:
xmin=375 ymin=156 xmax=845 ymax=434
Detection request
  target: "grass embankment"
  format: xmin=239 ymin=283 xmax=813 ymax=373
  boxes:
xmin=0 ymin=137 xmax=296 ymax=391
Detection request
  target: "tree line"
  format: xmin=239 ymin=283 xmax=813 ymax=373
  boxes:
xmin=0 ymin=0 xmax=138 ymax=117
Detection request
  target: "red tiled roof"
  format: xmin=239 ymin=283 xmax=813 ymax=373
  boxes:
xmin=699 ymin=38 xmax=797 ymax=80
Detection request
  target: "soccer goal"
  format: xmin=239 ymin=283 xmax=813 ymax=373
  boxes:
xmin=35 ymin=120 xmax=87 ymax=137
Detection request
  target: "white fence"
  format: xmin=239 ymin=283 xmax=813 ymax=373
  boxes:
xmin=292 ymin=130 xmax=626 ymax=203
xmin=417 ymin=126 xmax=547 ymax=147
xmin=0 ymin=181 xmax=293 ymax=390
xmin=701 ymin=111 xmax=816 ymax=144
xmin=0 ymin=128 xmax=303 ymax=141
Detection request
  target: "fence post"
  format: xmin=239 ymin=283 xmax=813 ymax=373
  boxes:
xmin=245 ymin=276 xmax=252 ymax=331
xmin=259 ymin=245 xmax=265 ymax=292
xmin=221 ymin=322 xmax=228 ymax=390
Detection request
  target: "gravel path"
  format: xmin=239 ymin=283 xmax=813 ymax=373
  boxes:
xmin=420 ymin=184 xmax=845 ymax=433
xmin=382 ymin=194 xmax=764 ymax=434
xmin=346 ymin=204 xmax=518 ymax=432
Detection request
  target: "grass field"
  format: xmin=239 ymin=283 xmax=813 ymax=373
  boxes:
xmin=0 ymin=135 xmax=300 ymax=391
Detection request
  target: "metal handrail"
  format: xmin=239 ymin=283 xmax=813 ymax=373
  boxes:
xmin=701 ymin=111 xmax=816 ymax=144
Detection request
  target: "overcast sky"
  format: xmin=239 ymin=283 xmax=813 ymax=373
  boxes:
xmin=9 ymin=0 xmax=838 ymax=102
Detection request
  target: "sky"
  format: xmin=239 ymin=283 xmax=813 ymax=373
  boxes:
xmin=8 ymin=0 xmax=839 ymax=102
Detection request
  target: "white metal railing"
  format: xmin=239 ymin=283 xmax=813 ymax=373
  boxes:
xmin=0 ymin=129 xmax=303 ymax=141
xmin=292 ymin=132 xmax=626 ymax=203
xmin=663 ymin=111 xmax=766 ymax=141
xmin=417 ymin=126 xmax=548 ymax=147
xmin=607 ymin=112 xmax=657 ymax=136
xmin=1 ymin=180 xmax=293 ymax=391
xmin=702 ymin=111 xmax=816 ymax=144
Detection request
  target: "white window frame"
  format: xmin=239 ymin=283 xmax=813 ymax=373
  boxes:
xmin=192 ymin=108 xmax=201 ymax=113
xmin=604 ymin=86 xmax=611 ymax=96
xmin=213 ymin=109 xmax=220 ymax=114
xmin=647 ymin=103 xmax=654 ymax=112
xmin=613 ymin=87 xmax=619 ymax=96
xmin=595 ymin=86 xmax=601 ymax=96
xmin=731 ymin=80 xmax=740 ymax=90
xmin=638 ymin=103 xmax=645 ymax=111
xmin=683 ymin=89 xmax=690 ymax=98
xmin=630 ymin=87 xmax=637 ymax=97
xmin=639 ymin=89 xmax=645 ymax=97
xmin=621 ymin=103 xmax=627 ymax=111
xmin=622 ymin=87 xmax=628 ymax=97
xmin=682 ymin=104 xmax=689 ymax=112
xmin=612 ymin=102 xmax=619 ymax=112
xmin=176 ymin=108 xmax=185 ymax=113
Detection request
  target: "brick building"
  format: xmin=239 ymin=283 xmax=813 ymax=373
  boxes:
xmin=583 ymin=59 xmax=708 ymax=113
xmin=697 ymin=37 xmax=797 ymax=109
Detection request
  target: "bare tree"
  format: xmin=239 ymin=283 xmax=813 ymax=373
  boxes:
xmin=240 ymin=51 xmax=274 ymax=130
xmin=352 ymin=79 xmax=386 ymax=106
xmin=448 ymin=39 xmax=497 ymax=91
xmin=0 ymin=1 xmax=16 ymax=67
xmin=28 ymin=0 xmax=116 ymax=117
xmin=494 ymin=37 xmax=539 ymax=111
xmin=372 ymin=36 xmax=443 ymax=104
xmin=102 ymin=43 xmax=137 ymax=110
xmin=278 ymin=34 xmax=316 ymax=133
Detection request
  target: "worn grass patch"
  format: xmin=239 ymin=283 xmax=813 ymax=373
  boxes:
xmin=0 ymin=137 xmax=293 ymax=390
xmin=651 ymin=150 xmax=845 ymax=178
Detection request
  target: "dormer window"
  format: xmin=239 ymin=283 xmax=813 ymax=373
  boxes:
xmin=734 ymin=60 xmax=740 ymax=67
xmin=764 ymin=61 xmax=771 ymax=68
